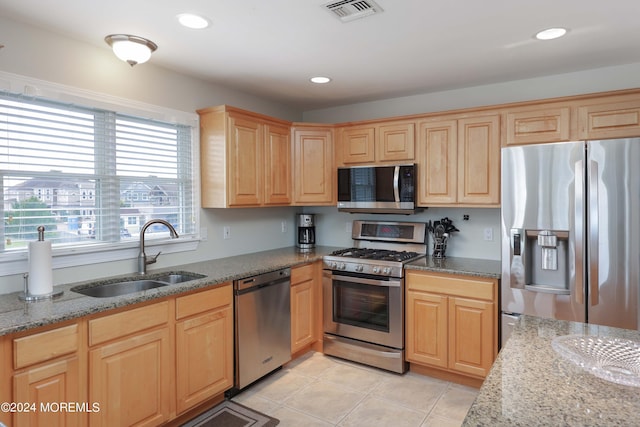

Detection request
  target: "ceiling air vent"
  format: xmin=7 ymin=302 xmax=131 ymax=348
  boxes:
xmin=323 ymin=0 xmax=383 ymax=22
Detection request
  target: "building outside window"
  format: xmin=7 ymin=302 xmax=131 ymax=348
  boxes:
xmin=0 ymin=91 xmax=197 ymax=259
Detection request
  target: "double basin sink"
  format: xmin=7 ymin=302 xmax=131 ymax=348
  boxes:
xmin=71 ymin=272 xmax=206 ymax=298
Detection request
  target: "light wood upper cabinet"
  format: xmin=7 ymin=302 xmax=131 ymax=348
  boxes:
xmin=176 ymin=284 xmax=233 ymax=415
xmin=578 ymin=97 xmax=640 ymax=140
xmin=405 ymin=270 xmax=498 ymax=381
xmin=377 ymin=122 xmax=415 ymax=162
xmin=292 ymin=125 xmax=335 ymax=205
xmin=337 ymin=121 xmax=415 ymax=165
xmin=417 ymin=120 xmax=458 ymax=205
xmin=457 ymin=115 xmax=501 ymax=205
xmin=264 ymin=123 xmax=292 ymax=205
xmin=198 ymin=106 xmax=291 ymax=208
xmin=340 ymin=126 xmax=376 ymax=164
xmin=505 ymin=106 xmax=571 ymax=145
xmin=417 ymin=115 xmax=500 ymax=206
xmin=227 ymin=114 xmax=263 ymax=206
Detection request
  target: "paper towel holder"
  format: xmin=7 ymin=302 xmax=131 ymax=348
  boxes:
xmin=18 ymin=272 xmax=63 ymax=302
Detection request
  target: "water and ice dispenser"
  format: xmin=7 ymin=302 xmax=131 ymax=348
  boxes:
xmin=509 ymin=228 xmax=570 ymax=295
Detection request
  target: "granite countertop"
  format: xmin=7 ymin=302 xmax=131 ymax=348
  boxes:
xmin=0 ymin=247 xmax=501 ymax=337
xmin=463 ymin=315 xmax=640 ymax=426
xmin=0 ymin=246 xmax=339 ymax=336
xmin=405 ymin=256 xmax=501 ymax=279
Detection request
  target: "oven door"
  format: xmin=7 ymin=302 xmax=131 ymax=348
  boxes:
xmin=323 ymin=270 xmax=403 ymax=349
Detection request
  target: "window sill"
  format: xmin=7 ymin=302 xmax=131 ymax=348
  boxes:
xmin=0 ymin=237 xmax=200 ymax=277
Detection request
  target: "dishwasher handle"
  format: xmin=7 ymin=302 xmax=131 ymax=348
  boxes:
xmin=234 ymin=268 xmax=291 ymax=294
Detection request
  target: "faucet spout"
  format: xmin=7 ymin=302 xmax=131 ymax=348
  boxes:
xmin=138 ymin=219 xmax=179 ymax=274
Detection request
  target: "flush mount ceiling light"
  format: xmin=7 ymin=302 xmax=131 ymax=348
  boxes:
xmin=104 ymin=34 xmax=158 ymax=67
xmin=535 ymin=27 xmax=568 ymax=41
xmin=310 ymin=76 xmax=332 ymax=84
xmin=177 ymin=13 xmax=210 ymax=29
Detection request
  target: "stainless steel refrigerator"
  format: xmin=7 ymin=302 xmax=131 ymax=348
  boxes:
xmin=501 ymin=139 xmax=640 ymax=346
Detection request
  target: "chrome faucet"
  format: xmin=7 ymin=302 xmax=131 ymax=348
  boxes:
xmin=138 ymin=219 xmax=179 ymax=274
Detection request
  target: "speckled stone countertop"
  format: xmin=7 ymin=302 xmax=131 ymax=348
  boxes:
xmin=463 ymin=315 xmax=640 ymax=426
xmin=405 ymin=256 xmax=501 ymax=279
xmin=0 ymin=247 xmax=501 ymax=337
xmin=0 ymin=246 xmax=339 ymax=336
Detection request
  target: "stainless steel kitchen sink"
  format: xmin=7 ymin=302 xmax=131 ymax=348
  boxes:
xmin=152 ymin=272 xmax=205 ymax=284
xmin=72 ymin=279 xmax=168 ymax=298
xmin=71 ymin=271 xmax=206 ymax=298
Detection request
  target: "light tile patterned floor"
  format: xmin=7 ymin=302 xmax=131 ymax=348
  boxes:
xmin=232 ymin=351 xmax=478 ymax=427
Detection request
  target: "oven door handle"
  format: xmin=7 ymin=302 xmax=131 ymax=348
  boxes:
xmin=330 ymin=274 xmax=401 ymax=288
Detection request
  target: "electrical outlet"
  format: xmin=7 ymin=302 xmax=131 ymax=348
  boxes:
xmin=483 ymin=227 xmax=493 ymax=241
xmin=223 ymin=226 xmax=231 ymax=240
xmin=281 ymin=220 xmax=287 ymax=233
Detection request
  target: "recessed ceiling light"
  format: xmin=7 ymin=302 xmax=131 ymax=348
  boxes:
xmin=177 ymin=13 xmax=210 ymax=30
xmin=310 ymin=76 xmax=331 ymax=84
xmin=535 ymin=27 xmax=568 ymax=41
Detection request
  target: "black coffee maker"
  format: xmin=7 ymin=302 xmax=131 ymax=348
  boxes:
xmin=296 ymin=214 xmax=316 ymax=252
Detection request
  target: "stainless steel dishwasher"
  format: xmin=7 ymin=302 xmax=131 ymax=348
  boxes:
xmin=234 ymin=268 xmax=291 ymax=390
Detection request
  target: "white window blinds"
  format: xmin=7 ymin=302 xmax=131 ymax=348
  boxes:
xmin=0 ymin=92 xmax=195 ymax=253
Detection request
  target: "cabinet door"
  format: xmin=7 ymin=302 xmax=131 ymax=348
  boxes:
xmin=448 ymin=297 xmax=495 ymax=378
xmin=506 ymin=106 xmax=571 ymax=145
xmin=377 ymin=122 xmax=415 ymax=162
xmin=340 ymin=126 xmax=375 ymax=165
xmin=291 ymin=279 xmax=315 ymax=354
xmin=89 ymin=327 xmax=171 ymax=427
xmin=176 ymin=304 xmax=233 ymax=414
xmin=292 ymin=127 xmax=334 ymax=204
xmin=417 ymin=120 xmax=457 ymax=205
xmin=406 ymin=290 xmax=448 ymax=368
xmin=228 ymin=115 xmax=263 ymax=206
xmin=14 ymin=357 xmax=82 ymax=427
xmin=578 ymin=99 xmax=640 ymax=139
xmin=457 ymin=115 xmax=500 ymax=205
xmin=264 ymin=123 xmax=292 ymax=205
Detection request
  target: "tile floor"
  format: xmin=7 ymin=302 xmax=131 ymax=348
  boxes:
xmin=232 ymin=351 xmax=478 ymax=427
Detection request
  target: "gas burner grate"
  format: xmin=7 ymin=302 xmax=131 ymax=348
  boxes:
xmin=330 ymin=247 xmax=420 ymax=262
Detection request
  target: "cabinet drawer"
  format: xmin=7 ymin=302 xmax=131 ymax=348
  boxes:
xmin=291 ymin=263 xmax=315 ymax=285
xmin=176 ymin=284 xmax=232 ymax=320
xmin=13 ymin=324 xmax=78 ymax=369
xmin=406 ymin=271 xmax=495 ymax=301
xmin=89 ymin=301 xmax=169 ymax=346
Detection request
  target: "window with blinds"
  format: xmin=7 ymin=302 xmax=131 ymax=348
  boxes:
xmin=0 ymin=92 xmax=195 ymax=254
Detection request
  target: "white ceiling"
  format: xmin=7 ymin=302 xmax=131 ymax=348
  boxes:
xmin=1 ymin=0 xmax=639 ymax=111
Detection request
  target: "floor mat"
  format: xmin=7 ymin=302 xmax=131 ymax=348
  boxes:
xmin=181 ymin=400 xmax=279 ymax=427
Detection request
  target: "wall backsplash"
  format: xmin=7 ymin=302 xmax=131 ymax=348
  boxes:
xmin=305 ymin=206 xmax=501 ymax=260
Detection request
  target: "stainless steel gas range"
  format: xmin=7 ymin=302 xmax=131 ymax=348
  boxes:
xmin=322 ymin=220 xmax=427 ymax=373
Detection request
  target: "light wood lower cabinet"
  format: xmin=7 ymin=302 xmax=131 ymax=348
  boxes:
xmin=175 ymin=285 xmax=233 ymax=414
xmin=290 ymin=262 xmax=319 ymax=354
xmin=88 ymin=301 xmax=172 ymax=427
xmin=10 ymin=322 xmax=84 ymax=427
xmin=406 ymin=271 xmax=498 ymax=384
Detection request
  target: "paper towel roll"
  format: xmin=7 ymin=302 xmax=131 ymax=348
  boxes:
xmin=28 ymin=240 xmax=53 ymax=296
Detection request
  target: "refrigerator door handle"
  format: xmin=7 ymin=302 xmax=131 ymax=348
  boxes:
xmin=588 ymin=160 xmax=600 ymax=306
xmin=575 ymin=159 xmax=585 ymax=305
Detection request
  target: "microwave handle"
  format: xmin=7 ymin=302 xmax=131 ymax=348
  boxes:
xmin=393 ymin=166 xmax=400 ymax=202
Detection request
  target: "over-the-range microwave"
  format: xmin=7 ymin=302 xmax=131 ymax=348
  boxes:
xmin=337 ymin=164 xmax=421 ymax=214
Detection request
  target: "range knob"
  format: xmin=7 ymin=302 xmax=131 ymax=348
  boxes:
xmin=330 ymin=262 xmax=338 ymax=269
xmin=355 ymin=265 xmax=364 ymax=272
xmin=382 ymin=267 xmax=392 ymax=275
xmin=339 ymin=263 xmax=347 ymax=270
xmin=372 ymin=266 xmax=381 ymax=274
